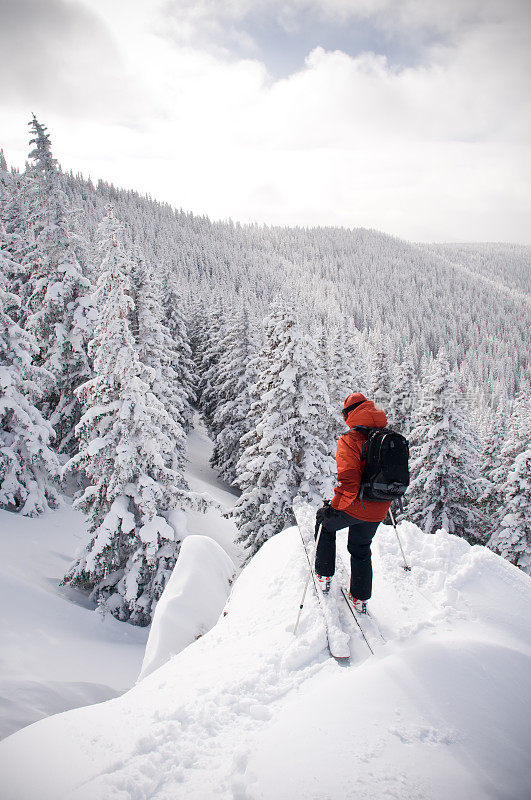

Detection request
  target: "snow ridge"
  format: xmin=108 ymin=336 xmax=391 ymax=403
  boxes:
xmin=1 ymin=503 xmax=530 ymax=800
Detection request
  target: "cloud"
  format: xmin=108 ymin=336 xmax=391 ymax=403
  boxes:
xmin=158 ymin=0 xmax=398 ymax=69
xmin=158 ymin=0 xmax=531 ymax=58
xmin=238 ymin=34 xmax=530 ymax=151
xmin=0 ymin=0 xmax=529 ymax=242
xmin=0 ymin=0 xmax=143 ymax=120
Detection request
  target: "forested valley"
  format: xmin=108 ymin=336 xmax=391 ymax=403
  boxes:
xmin=1 ymin=117 xmax=529 ymax=626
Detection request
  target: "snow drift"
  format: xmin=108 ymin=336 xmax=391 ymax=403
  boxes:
xmin=139 ymin=535 xmax=235 ymax=680
xmin=0 ymin=511 xmax=530 ymax=800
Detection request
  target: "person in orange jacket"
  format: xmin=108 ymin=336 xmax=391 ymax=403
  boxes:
xmin=314 ymin=393 xmax=391 ymax=609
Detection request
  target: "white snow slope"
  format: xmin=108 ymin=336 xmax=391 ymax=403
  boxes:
xmin=0 ymin=507 xmax=149 ymax=741
xmin=1 ymin=502 xmax=530 ymax=800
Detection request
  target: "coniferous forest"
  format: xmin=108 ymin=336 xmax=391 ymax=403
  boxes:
xmin=1 ymin=117 xmax=530 ymax=626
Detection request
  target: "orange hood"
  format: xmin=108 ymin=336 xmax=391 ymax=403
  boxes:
xmin=345 ymin=400 xmax=387 ymax=429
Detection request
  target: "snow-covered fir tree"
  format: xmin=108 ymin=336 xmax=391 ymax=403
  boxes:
xmin=62 ymin=206 xmax=188 ymax=625
xmin=327 ymin=321 xmax=370 ymax=432
xmin=0 ymin=222 xmax=59 ymax=514
xmin=209 ymin=307 xmax=255 ymax=484
xmin=186 ymin=298 xmax=207 ymax=359
xmin=0 ymin=153 xmax=20 ymax=256
xmin=479 ymin=399 xmax=509 ymax=522
xmin=389 ymin=346 xmax=417 ymax=435
xmin=344 ymin=323 xmax=370 ymax=396
xmin=232 ymin=299 xmax=334 ymax=555
xmin=22 ymin=116 xmax=93 ymax=452
xmin=194 ymin=306 xmax=225 ymax=430
xmin=130 ymin=251 xmax=188 ymax=472
xmin=0 ymin=150 xmax=7 ymax=187
xmin=0 ymin=154 xmax=29 ymax=304
xmin=161 ymin=274 xmax=196 ymax=431
xmin=406 ymin=351 xmax=484 ymax=542
xmin=321 ymin=324 xmax=344 ymax=442
xmin=368 ymin=334 xmax=392 ymax=414
xmin=316 ymin=321 xmax=340 ymax=448
xmin=487 ymin=397 xmax=531 ymax=574
xmin=489 ymin=448 xmax=531 ymax=575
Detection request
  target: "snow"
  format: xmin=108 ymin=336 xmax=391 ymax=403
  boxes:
xmin=185 ymin=412 xmax=240 ymax=508
xmin=183 ymin=412 xmax=244 ymax=568
xmin=1 ymin=501 xmax=530 ymax=799
xmin=139 ymin=535 xmax=235 ymax=680
xmin=0 ymin=414 xmax=243 ymax=741
xmin=0 ymin=507 xmax=148 ymax=741
xmin=248 ymin=634 xmax=529 ymax=800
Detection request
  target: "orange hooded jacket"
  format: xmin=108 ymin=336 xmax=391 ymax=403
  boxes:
xmin=330 ymin=399 xmax=392 ymax=522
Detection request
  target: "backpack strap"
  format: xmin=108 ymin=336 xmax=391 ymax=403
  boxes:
xmin=347 ymin=426 xmax=373 ymax=508
xmin=350 ymin=425 xmax=372 ymax=460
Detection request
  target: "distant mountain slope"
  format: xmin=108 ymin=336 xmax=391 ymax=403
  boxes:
xmin=422 ymin=242 xmax=530 ymax=298
xmin=63 ymin=173 xmax=530 ymax=404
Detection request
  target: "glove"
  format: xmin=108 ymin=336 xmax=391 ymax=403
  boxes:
xmin=315 ymin=500 xmax=332 ymax=527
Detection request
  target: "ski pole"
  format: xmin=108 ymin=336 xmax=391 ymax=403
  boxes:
xmin=389 ymin=505 xmax=411 ymax=571
xmin=293 ymin=522 xmax=323 ymax=635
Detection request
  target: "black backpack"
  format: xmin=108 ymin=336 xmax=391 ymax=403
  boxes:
xmin=350 ymin=426 xmax=410 ymax=506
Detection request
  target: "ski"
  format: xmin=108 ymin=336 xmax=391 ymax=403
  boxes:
xmin=333 ymin=534 xmax=387 ymax=650
xmin=339 ymin=587 xmax=375 ymax=654
xmin=293 ymin=507 xmax=350 ymax=663
xmin=364 ymin=609 xmax=386 ymax=644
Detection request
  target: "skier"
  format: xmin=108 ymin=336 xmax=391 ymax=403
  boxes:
xmin=315 ymin=393 xmax=392 ymax=610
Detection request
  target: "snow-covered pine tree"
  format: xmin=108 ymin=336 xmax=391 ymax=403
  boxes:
xmin=194 ymin=306 xmax=225 ymax=431
xmin=316 ymin=320 xmax=339 ymax=449
xmin=327 ymin=320 xmax=370 ymax=438
xmin=161 ymin=274 xmax=196 ymax=432
xmin=209 ymin=307 xmax=255 ymax=484
xmin=487 ymin=397 xmax=531 ymax=574
xmin=0 ymin=150 xmax=7 ymax=185
xmin=231 ymin=299 xmax=334 ymax=555
xmin=344 ymin=322 xmax=370 ymax=395
xmin=0 ymin=221 xmax=59 ymax=514
xmin=130 ymin=251 xmax=187 ymax=471
xmin=187 ymin=297 xmax=207 ymax=360
xmin=478 ymin=399 xmax=509 ymax=523
xmin=22 ymin=116 xmax=93 ymax=452
xmin=0 ymin=154 xmax=28 ymax=303
xmin=489 ymin=448 xmax=531 ymax=575
xmin=368 ymin=333 xmax=392 ymax=415
xmin=389 ymin=346 xmax=417 ymax=435
xmin=406 ymin=351 xmax=484 ymax=542
xmin=62 ymin=206 xmax=188 ymax=625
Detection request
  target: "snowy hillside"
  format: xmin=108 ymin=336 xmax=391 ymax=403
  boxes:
xmin=1 ymin=122 xmax=530 ymax=596
xmin=422 ymin=242 xmax=531 ymax=299
xmin=1 ymin=501 xmax=529 ymax=800
xmin=59 ymin=171 xmax=531 ymax=407
xmin=0 ymin=414 xmax=242 ymax=741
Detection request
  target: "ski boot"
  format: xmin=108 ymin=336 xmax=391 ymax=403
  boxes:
xmin=349 ymin=591 xmax=367 ymax=613
xmin=315 ymin=573 xmax=332 ymax=594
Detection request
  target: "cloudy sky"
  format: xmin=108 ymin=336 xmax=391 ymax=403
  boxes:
xmin=1 ymin=0 xmax=530 ymax=242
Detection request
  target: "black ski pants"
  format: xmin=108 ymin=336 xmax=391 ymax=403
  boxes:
xmin=314 ymin=508 xmax=379 ymax=601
